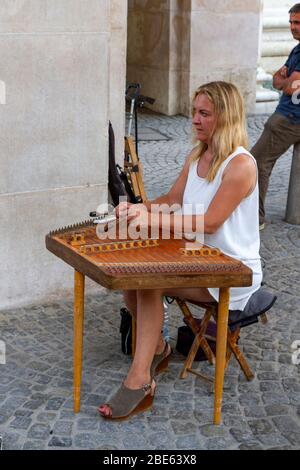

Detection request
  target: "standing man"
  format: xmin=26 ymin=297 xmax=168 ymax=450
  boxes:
xmin=252 ymin=3 xmax=300 ymax=229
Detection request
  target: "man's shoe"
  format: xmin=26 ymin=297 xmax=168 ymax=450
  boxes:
xmin=259 ymin=223 xmax=265 ymax=231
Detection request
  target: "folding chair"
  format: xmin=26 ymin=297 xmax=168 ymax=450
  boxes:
xmin=174 ymin=287 xmax=276 ymax=382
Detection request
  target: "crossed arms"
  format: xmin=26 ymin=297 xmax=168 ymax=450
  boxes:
xmin=273 ymin=65 xmax=300 ymax=96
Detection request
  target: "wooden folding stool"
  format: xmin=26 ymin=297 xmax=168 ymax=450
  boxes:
xmin=174 ymin=298 xmax=260 ymax=382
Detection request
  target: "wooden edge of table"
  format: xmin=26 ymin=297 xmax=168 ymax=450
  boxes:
xmin=45 ymin=234 xmax=253 ymax=291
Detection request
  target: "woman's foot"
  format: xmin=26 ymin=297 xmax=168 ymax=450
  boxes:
xmin=98 ymin=379 xmax=156 ymax=420
xmin=151 ymin=341 xmax=172 ymax=377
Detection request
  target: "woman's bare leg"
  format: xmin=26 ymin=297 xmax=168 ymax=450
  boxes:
xmin=163 ymin=287 xmax=214 ymax=303
xmin=123 ymin=290 xmax=165 ymax=354
xmin=99 ymin=289 xmax=164 ymax=416
xmin=125 ymin=289 xmax=164 ymax=388
xmin=124 ymin=287 xmax=214 ymax=388
xmin=123 ymin=290 xmax=137 ymax=318
xmin=123 ymin=287 xmax=214 ymax=358
xmin=99 ymin=287 xmax=214 ymax=416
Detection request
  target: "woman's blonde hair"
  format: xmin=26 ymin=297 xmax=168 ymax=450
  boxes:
xmin=191 ymin=81 xmax=248 ymax=182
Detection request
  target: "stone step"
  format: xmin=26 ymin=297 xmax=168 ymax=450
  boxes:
xmin=262 ymin=40 xmax=297 ymax=57
xmin=261 ymin=56 xmax=289 ymax=74
xmin=256 ymin=87 xmax=280 ymax=103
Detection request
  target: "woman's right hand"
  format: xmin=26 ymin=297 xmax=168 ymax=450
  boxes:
xmin=115 ymin=201 xmax=133 ymax=219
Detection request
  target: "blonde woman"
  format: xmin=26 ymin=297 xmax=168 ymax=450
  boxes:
xmin=98 ymin=81 xmax=262 ymax=420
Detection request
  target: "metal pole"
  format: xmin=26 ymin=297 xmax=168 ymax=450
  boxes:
xmin=127 ymin=98 xmax=135 ymax=137
xmin=285 ymin=143 xmax=300 ymax=225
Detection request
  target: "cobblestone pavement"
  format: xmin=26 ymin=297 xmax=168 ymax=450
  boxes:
xmin=1 ymin=111 xmax=300 ymax=450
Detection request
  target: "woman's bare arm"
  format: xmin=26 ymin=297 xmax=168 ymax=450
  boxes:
xmin=156 ymin=154 xmax=257 ymax=235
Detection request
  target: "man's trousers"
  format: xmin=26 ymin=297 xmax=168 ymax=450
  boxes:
xmin=251 ymin=112 xmax=300 ymax=225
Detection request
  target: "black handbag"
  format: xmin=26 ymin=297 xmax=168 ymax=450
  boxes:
xmin=120 ymin=307 xmax=132 ymax=355
xmin=176 ymin=318 xmax=217 ymax=361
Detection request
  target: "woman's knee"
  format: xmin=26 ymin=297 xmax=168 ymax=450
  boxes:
xmin=123 ymin=290 xmax=137 ymax=302
xmin=136 ymin=289 xmax=164 ymax=300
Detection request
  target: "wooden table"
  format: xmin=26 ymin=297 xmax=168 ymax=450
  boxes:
xmin=46 ymin=222 xmax=252 ymax=425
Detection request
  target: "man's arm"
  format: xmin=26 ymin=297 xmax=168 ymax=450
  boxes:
xmin=273 ymin=64 xmax=300 ymax=96
xmin=273 ymin=65 xmax=288 ymax=90
xmin=281 ymin=70 xmax=300 ymax=96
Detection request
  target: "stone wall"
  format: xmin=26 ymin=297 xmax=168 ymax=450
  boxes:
xmin=0 ymin=0 xmax=127 ymax=309
xmin=188 ymin=0 xmax=263 ymax=115
xmin=109 ymin=0 xmax=128 ymax=162
xmin=127 ymin=0 xmax=262 ymax=116
xmin=127 ymin=0 xmax=171 ymax=115
xmin=261 ymin=0 xmax=297 ymax=74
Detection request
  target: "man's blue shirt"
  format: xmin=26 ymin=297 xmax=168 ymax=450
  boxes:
xmin=276 ymin=42 xmax=300 ymax=123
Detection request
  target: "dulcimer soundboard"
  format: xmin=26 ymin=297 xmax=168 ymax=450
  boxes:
xmin=46 ymin=221 xmax=252 ymax=290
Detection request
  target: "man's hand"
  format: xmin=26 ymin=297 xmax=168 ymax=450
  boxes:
xmin=280 ymin=65 xmax=288 ymax=78
xmin=273 ymin=65 xmax=289 ymax=90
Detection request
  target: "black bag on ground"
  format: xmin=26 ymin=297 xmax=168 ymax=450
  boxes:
xmin=176 ymin=318 xmax=217 ymax=361
xmin=120 ymin=307 xmax=132 ymax=355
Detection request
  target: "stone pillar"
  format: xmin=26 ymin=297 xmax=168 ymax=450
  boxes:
xmin=189 ymin=0 xmax=262 ymax=115
xmin=109 ymin=0 xmax=128 ymax=163
xmin=0 ymin=0 xmax=127 ymax=309
xmin=261 ymin=0 xmax=296 ymax=75
xmin=128 ymin=1 xmax=262 ymax=116
xmin=256 ymin=0 xmax=296 ymax=109
xmin=127 ymin=0 xmax=190 ymax=116
xmin=286 ymin=143 xmax=300 ymax=225
xmin=127 ymin=0 xmax=170 ymax=115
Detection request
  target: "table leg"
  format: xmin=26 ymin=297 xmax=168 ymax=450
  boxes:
xmin=214 ymin=287 xmax=230 ymax=425
xmin=74 ymin=270 xmax=85 ymax=413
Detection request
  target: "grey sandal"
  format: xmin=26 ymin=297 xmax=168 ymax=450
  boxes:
xmin=98 ymin=380 xmax=156 ymax=420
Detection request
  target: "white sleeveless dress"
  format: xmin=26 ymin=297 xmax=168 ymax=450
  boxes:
xmin=182 ymin=146 xmax=263 ymax=311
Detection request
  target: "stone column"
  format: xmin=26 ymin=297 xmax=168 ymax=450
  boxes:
xmin=189 ymin=0 xmax=262 ymax=114
xmin=109 ymin=0 xmax=128 ymax=163
xmin=260 ymin=0 xmax=296 ymax=75
xmin=0 ymin=0 xmax=127 ymax=309
xmin=127 ymin=0 xmax=189 ymax=116
xmin=256 ymin=0 xmax=296 ymax=109
xmin=286 ymin=143 xmax=300 ymax=225
xmin=128 ymin=1 xmax=262 ymax=116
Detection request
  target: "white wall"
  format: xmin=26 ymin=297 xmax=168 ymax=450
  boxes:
xmin=0 ymin=0 xmax=128 ymax=309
